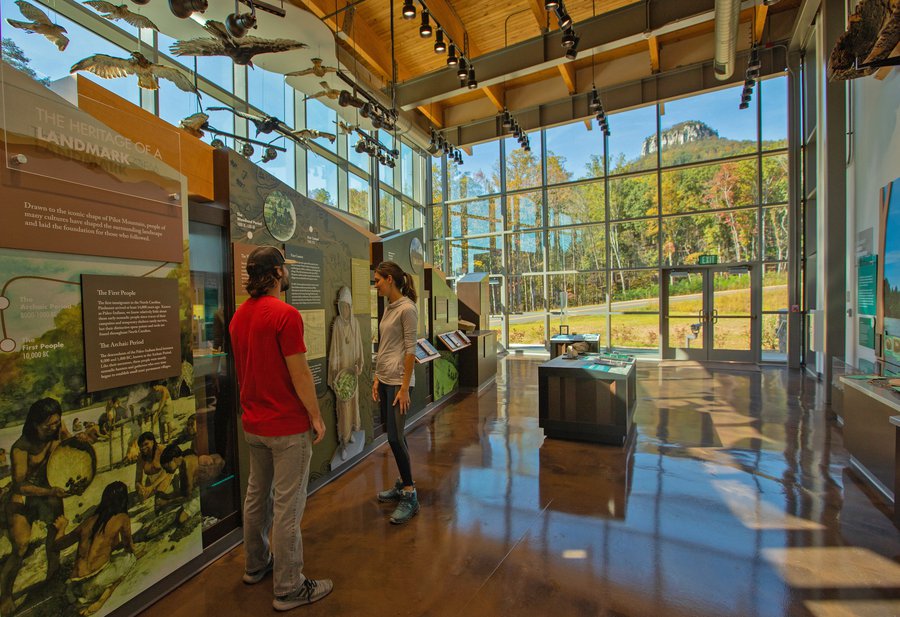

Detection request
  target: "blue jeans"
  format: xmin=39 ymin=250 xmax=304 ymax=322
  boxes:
xmin=243 ymin=431 xmax=312 ymax=597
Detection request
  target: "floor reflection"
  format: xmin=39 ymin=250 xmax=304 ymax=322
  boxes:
xmin=140 ymin=358 xmax=900 ymax=617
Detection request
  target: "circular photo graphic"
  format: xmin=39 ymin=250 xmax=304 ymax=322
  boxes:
xmin=263 ymin=191 xmax=297 ymax=241
xmin=409 ymin=237 xmax=425 ymax=274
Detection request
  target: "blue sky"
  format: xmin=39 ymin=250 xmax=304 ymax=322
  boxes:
xmin=883 ymin=179 xmax=900 ymax=302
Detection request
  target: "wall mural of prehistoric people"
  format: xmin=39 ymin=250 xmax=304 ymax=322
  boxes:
xmin=0 ymin=63 xmax=205 ymax=617
xmin=327 ymin=287 xmax=364 ymax=464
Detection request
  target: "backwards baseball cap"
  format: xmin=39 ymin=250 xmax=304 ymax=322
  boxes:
xmin=246 ymin=246 xmax=297 ymax=275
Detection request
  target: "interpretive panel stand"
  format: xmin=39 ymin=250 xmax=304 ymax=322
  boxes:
xmin=840 ymin=376 xmax=898 ymax=506
xmin=458 ymin=330 xmax=496 ymax=391
xmin=538 ymin=355 xmax=636 ymax=445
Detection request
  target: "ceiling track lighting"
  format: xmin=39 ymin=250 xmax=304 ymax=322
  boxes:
xmin=587 ymin=87 xmax=610 ymax=135
xmin=544 ymin=0 xmax=559 ymax=9
xmin=402 ymin=0 xmax=416 ymax=19
xmin=457 ymin=58 xmax=468 ymax=81
xmin=419 ymin=9 xmax=432 ymax=37
xmin=555 ymin=7 xmax=572 ymax=29
xmin=497 ymin=108 xmax=531 ymax=151
xmin=434 ymin=29 xmax=446 ymax=53
xmin=466 ymin=65 xmax=478 ymax=89
xmin=446 ymin=43 xmax=458 ymax=65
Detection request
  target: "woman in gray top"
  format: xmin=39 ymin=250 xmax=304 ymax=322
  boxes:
xmin=372 ymin=261 xmax=420 ymax=524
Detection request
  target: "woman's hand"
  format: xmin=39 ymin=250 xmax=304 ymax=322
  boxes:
xmin=372 ymin=377 xmax=380 ymax=402
xmin=393 ymin=386 xmax=411 ymax=415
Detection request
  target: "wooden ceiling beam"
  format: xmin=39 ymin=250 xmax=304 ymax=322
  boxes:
xmin=558 ymin=62 xmax=577 ymax=95
xmin=753 ymin=5 xmax=768 ymax=44
xmin=648 ymin=35 xmax=660 ymax=73
xmin=526 ymin=0 xmax=549 ymax=34
xmin=482 ymin=85 xmax=505 ymax=111
xmin=418 ymin=104 xmax=444 ymax=128
xmin=583 ymin=119 xmax=592 ymax=131
xmin=290 ymin=0 xmax=395 ymax=81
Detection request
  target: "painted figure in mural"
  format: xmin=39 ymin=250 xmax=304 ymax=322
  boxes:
xmin=372 ymin=261 xmax=420 ymax=525
xmin=134 ymin=432 xmax=168 ymax=502
xmin=71 ymin=418 xmax=83 ymax=433
xmin=156 ymin=444 xmax=200 ymax=525
xmin=54 ymin=481 xmax=140 ymax=617
xmin=327 ymin=286 xmax=364 ymax=460
xmin=151 ymin=384 xmax=174 ymax=443
xmin=229 ymin=245 xmax=333 ymax=610
xmin=0 ymin=397 xmax=72 ymax=617
xmin=0 ymin=448 xmax=8 ymax=477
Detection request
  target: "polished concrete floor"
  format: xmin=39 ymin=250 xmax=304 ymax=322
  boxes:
xmin=142 ymin=357 xmax=900 ymax=617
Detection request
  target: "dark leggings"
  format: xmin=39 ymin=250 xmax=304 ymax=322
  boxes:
xmin=380 ymin=383 xmax=414 ymax=487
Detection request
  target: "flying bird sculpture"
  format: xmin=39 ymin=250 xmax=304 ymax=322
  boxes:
xmin=335 ymin=120 xmax=359 ymax=135
xmin=83 ymin=1 xmax=159 ymax=31
xmin=170 ymin=20 xmax=306 ymax=67
xmin=71 ymin=51 xmax=200 ymax=96
xmin=206 ymin=106 xmax=335 ymax=145
xmin=180 ymin=112 xmax=209 ymax=138
xmin=6 ymin=0 xmax=68 ymax=51
xmin=286 ymin=57 xmax=338 ymax=77
xmin=303 ymin=81 xmax=342 ymax=101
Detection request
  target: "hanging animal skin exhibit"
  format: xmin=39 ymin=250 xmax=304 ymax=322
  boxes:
xmin=70 ymin=51 xmax=200 ymax=96
xmin=169 ymin=20 xmax=306 ymax=66
xmin=82 ymin=1 xmax=160 ymax=31
xmin=6 ymin=0 xmax=69 ymax=51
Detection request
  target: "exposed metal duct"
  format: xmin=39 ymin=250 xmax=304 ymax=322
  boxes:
xmin=714 ymin=0 xmax=741 ymax=80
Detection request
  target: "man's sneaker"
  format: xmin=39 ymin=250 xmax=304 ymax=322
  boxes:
xmin=242 ymin=555 xmax=273 ymax=584
xmin=389 ymin=488 xmax=419 ymax=525
xmin=376 ymin=478 xmax=404 ymax=503
xmin=273 ymin=578 xmax=334 ymax=611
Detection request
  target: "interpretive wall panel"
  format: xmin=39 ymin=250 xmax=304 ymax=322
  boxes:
xmin=0 ymin=65 xmax=202 ymax=617
xmin=225 ymin=150 xmax=378 ymax=479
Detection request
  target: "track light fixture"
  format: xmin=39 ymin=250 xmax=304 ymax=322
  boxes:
xmin=501 ymin=109 xmax=512 ymax=130
xmin=225 ymin=0 xmax=257 ymax=38
xmin=240 ymin=142 xmax=254 ymax=157
xmin=748 ymin=45 xmax=761 ymax=71
xmin=419 ymin=10 xmax=432 ymax=37
xmin=561 ymin=28 xmax=577 ymax=48
xmin=457 ymin=58 xmax=468 ymax=80
xmin=261 ymin=146 xmax=278 ymax=163
xmin=402 ymin=0 xmax=416 ymax=19
xmin=565 ymin=47 xmax=578 ymax=60
xmin=497 ymin=108 xmax=531 ymax=151
xmin=168 ymin=0 xmax=207 ymax=19
xmin=434 ymin=29 xmax=446 ymax=53
xmin=544 ymin=0 xmax=559 ymax=9
xmin=467 ymin=66 xmax=477 ymax=89
xmin=555 ymin=7 xmax=572 ymax=29
xmin=446 ymin=43 xmax=458 ymax=65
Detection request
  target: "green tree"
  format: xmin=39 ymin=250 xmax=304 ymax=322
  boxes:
xmin=311 ymin=188 xmax=334 ymax=206
xmin=2 ymin=38 xmax=49 ymax=85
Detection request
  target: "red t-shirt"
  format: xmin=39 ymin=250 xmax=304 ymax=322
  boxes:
xmin=229 ymin=295 xmax=310 ymax=436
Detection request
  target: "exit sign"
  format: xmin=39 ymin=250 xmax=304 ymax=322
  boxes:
xmin=698 ymin=254 xmax=718 ymax=265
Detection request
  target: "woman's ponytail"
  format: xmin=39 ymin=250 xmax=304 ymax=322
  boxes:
xmin=403 ymin=272 xmax=418 ymax=302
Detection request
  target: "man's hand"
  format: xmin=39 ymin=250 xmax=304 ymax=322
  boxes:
xmin=393 ymin=387 xmax=411 ymax=415
xmin=50 ymin=487 xmax=68 ymax=499
xmin=54 ymin=515 xmax=68 ymax=531
xmin=311 ymin=415 xmax=326 ymax=445
xmin=372 ymin=378 xmax=380 ymax=402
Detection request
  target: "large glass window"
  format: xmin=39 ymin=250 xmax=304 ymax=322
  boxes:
xmin=507 ymin=231 xmax=544 ymax=274
xmin=401 ymin=142 xmax=414 ymax=197
xmin=505 ymin=132 xmax=541 ymax=191
xmin=662 ymin=210 xmax=759 ymax=265
xmin=661 ymin=160 xmax=758 ymax=215
xmin=379 ymin=190 xmax=396 ymax=231
xmin=548 ymin=225 xmax=606 ymax=272
xmin=507 ymin=191 xmax=542 ymax=230
xmin=448 ymin=236 xmax=502 ymax=277
xmin=197 ymin=56 xmax=233 ymax=94
xmin=348 ymin=172 xmax=370 ymax=221
xmin=450 ymin=141 xmax=499 ymax=199
xmin=306 ymin=99 xmax=336 ymax=153
xmin=609 ymin=174 xmax=658 ymax=220
xmin=545 ymin=121 xmax=603 ymax=181
xmin=761 ymin=75 xmax=788 ymax=150
xmin=348 ymin=130 xmax=370 ymax=172
xmin=307 ymin=151 xmax=337 ymax=206
xmin=448 ymin=199 xmax=501 ymax=237
xmin=0 ymin=0 xmax=139 ymax=105
xmin=607 ymin=105 xmax=657 ymax=173
xmin=660 ymin=84 xmax=757 ymax=166
xmin=548 ymin=181 xmax=605 ymax=227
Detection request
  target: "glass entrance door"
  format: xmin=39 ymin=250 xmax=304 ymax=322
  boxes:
xmin=662 ymin=265 xmax=759 ymax=362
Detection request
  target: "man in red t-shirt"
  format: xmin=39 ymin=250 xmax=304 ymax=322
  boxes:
xmin=228 ymin=245 xmax=332 ymax=610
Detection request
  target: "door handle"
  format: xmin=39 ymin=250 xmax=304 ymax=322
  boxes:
xmin=712 ymin=309 xmax=719 ymax=324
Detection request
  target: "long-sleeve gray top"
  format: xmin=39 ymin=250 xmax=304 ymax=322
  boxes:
xmin=375 ymin=296 xmax=418 ymax=387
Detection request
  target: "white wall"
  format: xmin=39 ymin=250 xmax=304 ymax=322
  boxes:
xmin=846 ymin=69 xmax=900 ymax=366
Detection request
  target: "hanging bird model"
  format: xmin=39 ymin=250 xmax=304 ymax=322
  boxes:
xmin=335 ymin=120 xmax=358 ymax=135
xmin=170 ymin=20 xmax=306 ymax=67
xmin=6 ymin=0 xmax=68 ymax=51
xmin=180 ymin=112 xmax=209 ymax=138
xmin=71 ymin=51 xmax=200 ymax=96
xmin=206 ymin=106 xmax=335 ymax=146
xmin=286 ymin=57 xmax=338 ymax=77
xmin=304 ymin=81 xmax=342 ymax=102
xmin=82 ymin=1 xmax=159 ymax=31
